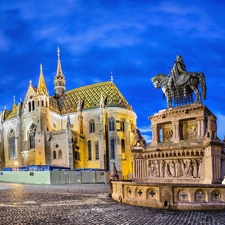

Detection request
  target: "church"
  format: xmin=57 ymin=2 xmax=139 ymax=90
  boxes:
xmin=0 ymin=49 xmax=137 ymax=178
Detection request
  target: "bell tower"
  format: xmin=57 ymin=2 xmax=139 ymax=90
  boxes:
xmin=54 ymin=47 xmax=66 ymax=99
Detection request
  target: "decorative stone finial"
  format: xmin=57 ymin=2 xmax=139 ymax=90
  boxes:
xmin=13 ymin=95 xmax=16 ymax=105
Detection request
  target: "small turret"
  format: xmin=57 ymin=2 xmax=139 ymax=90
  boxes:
xmin=37 ymin=64 xmax=48 ymax=96
xmin=54 ymin=47 xmax=66 ymax=99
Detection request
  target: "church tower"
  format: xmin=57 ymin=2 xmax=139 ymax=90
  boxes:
xmin=54 ymin=47 xmax=66 ymax=99
xmin=36 ymin=64 xmax=49 ymax=165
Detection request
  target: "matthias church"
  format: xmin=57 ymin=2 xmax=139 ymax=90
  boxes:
xmin=0 ymin=49 xmax=136 ymax=178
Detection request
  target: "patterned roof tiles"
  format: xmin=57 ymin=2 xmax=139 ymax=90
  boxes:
xmin=49 ymin=81 xmax=132 ymax=114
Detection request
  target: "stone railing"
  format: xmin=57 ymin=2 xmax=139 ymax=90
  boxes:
xmin=111 ymin=181 xmax=225 ymax=210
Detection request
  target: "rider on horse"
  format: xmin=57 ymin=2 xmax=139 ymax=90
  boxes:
xmin=168 ymin=55 xmax=192 ymax=88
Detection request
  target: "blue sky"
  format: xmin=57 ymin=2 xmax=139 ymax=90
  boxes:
xmin=0 ymin=0 xmax=225 ymax=143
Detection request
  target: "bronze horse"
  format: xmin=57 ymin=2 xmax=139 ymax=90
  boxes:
xmin=151 ymin=72 xmax=206 ymax=108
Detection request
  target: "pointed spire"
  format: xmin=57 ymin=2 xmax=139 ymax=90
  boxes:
xmin=54 ymin=47 xmax=66 ymax=99
xmin=77 ymin=99 xmax=81 ymax=112
xmin=37 ymin=63 xmax=48 ymax=95
xmin=56 ymin=47 xmax=64 ymax=78
xmin=12 ymin=95 xmax=17 ymax=111
xmin=100 ymin=93 xmax=105 ymax=108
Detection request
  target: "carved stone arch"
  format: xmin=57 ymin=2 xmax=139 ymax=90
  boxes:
xmin=146 ymin=188 xmax=157 ymax=199
xmin=27 ymin=154 xmax=35 ymax=166
xmin=178 ymin=189 xmax=190 ymax=202
xmin=194 ymin=189 xmax=206 ymax=202
xmin=135 ymin=187 xmax=143 ymax=198
xmin=211 ymin=189 xmax=221 ymax=202
xmin=126 ymin=186 xmax=132 ymax=198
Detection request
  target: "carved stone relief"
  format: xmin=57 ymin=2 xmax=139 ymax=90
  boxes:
xmin=148 ymin=158 xmax=202 ymax=179
xmin=181 ymin=120 xmax=198 ymax=139
xmin=160 ymin=123 xmax=173 ymax=142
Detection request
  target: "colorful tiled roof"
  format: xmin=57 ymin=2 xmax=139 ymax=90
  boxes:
xmin=4 ymin=103 xmax=23 ymax=121
xmin=49 ymin=81 xmax=132 ymax=114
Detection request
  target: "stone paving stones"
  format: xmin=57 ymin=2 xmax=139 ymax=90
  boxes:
xmin=0 ymin=183 xmax=225 ymax=224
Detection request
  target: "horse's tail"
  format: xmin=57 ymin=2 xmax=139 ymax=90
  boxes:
xmin=198 ymin=72 xmax=207 ymax=100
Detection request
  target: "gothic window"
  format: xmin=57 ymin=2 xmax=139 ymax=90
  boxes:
xmin=29 ymin=102 xmax=31 ymax=112
xmin=88 ymin=140 xmax=92 ymax=160
xmin=53 ymin=150 xmax=56 ymax=159
xmin=58 ymin=150 xmax=62 ymax=159
xmin=89 ymin=120 xmax=95 ymax=133
xmin=95 ymin=140 xmax=99 ymax=160
xmin=8 ymin=129 xmax=16 ymax=160
xmin=109 ymin=117 xmax=115 ymax=131
xmin=32 ymin=101 xmax=35 ymax=111
xmin=121 ymin=139 xmax=126 ymax=159
xmin=41 ymin=100 xmax=44 ymax=107
xmin=110 ymin=138 xmax=115 ymax=159
xmin=29 ymin=124 xmax=37 ymax=149
xmin=120 ymin=118 xmax=125 ymax=131
xmin=38 ymin=101 xmax=39 ymax=107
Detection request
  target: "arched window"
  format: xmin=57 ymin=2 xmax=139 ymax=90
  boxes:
xmin=120 ymin=118 xmax=125 ymax=131
xmin=8 ymin=129 xmax=16 ymax=160
xmin=28 ymin=102 xmax=31 ymax=112
xmin=121 ymin=139 xmax=126 ymax=159
xmin=110 ymin=138 xmax=115 ymax=159
xmin=109 ymin=117 xmax=115 ymax=131
xmin=88 ymin=140 xmax=92 ymax=160
xmin=38 ymin=101 xmax=39 ymax=107
xmin=58 ymin=150 xmax=62 ymax=159
xmin=32 ymin=101 xmax=35 ymax=111
xmin=53 ymin=150 xmax=56 ymax=159
xmin=95 ymin=140 xmax=99 ymax=160
xmin=29 ymin=124 xmax=37 ymax=149
xmin=89 ymin=120 xmax=95 ymax=133
xmin=41 ymin=100 xmax=44 ymax=107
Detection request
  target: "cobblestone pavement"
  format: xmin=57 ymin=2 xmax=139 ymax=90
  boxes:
xmin=0 ymin=183 xmax=225 ymax=225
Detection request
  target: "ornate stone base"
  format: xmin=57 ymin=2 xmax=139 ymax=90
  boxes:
xmin=111 ymin=181 xmax=225 ymax=210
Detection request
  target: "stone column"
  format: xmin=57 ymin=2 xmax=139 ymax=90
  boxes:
xmin=203 ymin=145 xmax=222 ymax=184
xmin=172 ymin=121 xmax=180 ymax=143
xmin=151 ymin=124 xmax=158 ymax=145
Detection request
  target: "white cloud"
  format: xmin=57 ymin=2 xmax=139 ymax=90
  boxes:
xmin=139 ymin=126 xmax=151 ymax=133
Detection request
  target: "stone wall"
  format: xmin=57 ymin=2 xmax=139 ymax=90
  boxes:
xmin=111 ymin=181 xmax=225 ymax=210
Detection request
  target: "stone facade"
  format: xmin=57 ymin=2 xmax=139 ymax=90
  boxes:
xmin=0 ymin=50 xmax=136 ymax=178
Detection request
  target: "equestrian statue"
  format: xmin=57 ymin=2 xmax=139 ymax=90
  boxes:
xmin=151 ymin=55 xmax=207 ymax=108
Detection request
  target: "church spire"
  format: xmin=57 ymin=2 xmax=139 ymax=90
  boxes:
xmin=56 ymin=47 xmax=63 ymax=77
xmin=54 ymin=47 xmax=66 ymax=99
xmin=37 ymin=63 xmax=48 ymax=95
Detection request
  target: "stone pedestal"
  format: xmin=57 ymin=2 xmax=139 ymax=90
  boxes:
xmin=132 ymin=104 xmax=224 ymax=185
